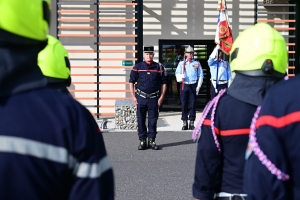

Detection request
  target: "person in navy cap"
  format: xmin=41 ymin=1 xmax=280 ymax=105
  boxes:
xmin=175 ymin=46 xmax=204 ymax=130
xmin=129 ymin=45 xmax=167 ymax=150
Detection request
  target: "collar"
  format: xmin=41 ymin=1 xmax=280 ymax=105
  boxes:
xmin=227 ymin=73 xmax=281 ymax=106
xmin=0 ymin=44 xmax=47 ymax=97
xmin=145 ymin=61 xmax=153 ymax=65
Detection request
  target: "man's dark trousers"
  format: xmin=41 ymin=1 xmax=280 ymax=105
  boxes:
xmin=180 ymin=83 xmax=196 ymax=121
xmin=136 ymin=95 xmax=158 ymax=139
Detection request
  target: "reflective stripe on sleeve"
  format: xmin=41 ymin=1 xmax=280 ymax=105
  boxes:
xmin=0 ymin=136 xmax=111 ymax=179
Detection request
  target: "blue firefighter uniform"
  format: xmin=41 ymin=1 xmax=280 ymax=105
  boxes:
xmin=129 ymin=61 xmax=167 ymax=141
xmin=244 ymin=75 xmax=300 ymax=200
xmin=192 ymin=91 xmax=256 ymax=200
xmin=175 ymin=59 xmax=203 ymax=122
xmin=207 ymin=57 xmax=232 ymax=99
xmin=0 ymin=45 xmax=114 ymax=200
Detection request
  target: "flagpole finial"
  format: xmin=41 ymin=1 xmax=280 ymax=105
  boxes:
xmin=217 ymin=0 xmax=226 ymax=10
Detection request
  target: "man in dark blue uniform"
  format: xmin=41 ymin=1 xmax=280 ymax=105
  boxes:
xmin=129 ymin=46 xmax=167 ymax=150
xmin=0 ymin=1 xmax=114 ymax=199
xmin=243 ymin=75 xmax=300 ymax=200
xmin=192 ymin=23 xmax=288 ymax=200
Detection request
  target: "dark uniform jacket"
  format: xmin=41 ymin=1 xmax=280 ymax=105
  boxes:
xmin=244 ymin=75 xmax=300 ymax=200
xmin=193 ymin=92 xmax=257 ymax=200
xmin=0 ymin=45 xmax=114 ymax=200
xmin=129 ymin=61 xmax=167 ymax=94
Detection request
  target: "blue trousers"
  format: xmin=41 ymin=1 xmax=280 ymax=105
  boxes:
xmin=136 ymin=95 xmax=159 ymax=139
xmin=180 ymin=83 xmax=196 ymax=121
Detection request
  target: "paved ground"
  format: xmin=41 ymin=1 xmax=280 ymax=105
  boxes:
xmin=103 ymin=130 xmax=198 ymax=200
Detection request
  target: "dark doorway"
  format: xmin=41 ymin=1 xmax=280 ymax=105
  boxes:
xmin=159 ymin=39 xmax=216 ymax=111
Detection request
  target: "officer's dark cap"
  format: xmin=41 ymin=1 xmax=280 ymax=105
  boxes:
xmin=144 ymin=46 xmax=154 ymax=53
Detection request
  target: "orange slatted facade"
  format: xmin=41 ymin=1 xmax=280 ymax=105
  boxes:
xmin=56 ymin=1 xmax=142 ymax=118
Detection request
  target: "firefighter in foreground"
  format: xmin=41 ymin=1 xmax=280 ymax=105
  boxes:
xmin=192 ymin=23 xmax=288 ymax=200
xmin=38 ymin=35 xmax=71 ymax=94
xmin=0 ymin=1 xmax=114 ymax=199
xmin=244 ymin=57 xmax=300 ymax=198
xmin=129 ymin=46 xmax=167 ymax=150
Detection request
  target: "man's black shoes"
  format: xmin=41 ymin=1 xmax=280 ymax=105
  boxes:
xmin=148 ymin=138 xmax=159 ymax=150
xmin=182 ymin=120 xmax=188 ymax=130
xmin=138 ymin=139 xmax=147 ymax=150
xmin=189 ymin=121 xmax=195 ymax=130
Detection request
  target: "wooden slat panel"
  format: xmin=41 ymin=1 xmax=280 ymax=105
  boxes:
xmin=68 ymin=50 xmax=96 ymax=53
xmin=288 ymin=51 xmax=295 ymax=54
xmin=92 ymin=113 xmax=115 ymax=117
xmin=99 ymin=34 xmax=137 ymax=37
xmin=257 ymin=19 xmax=296 ymax=23
xmin=98 ymin=42 xmax=137 ymax=45
xmin=58 ymin=18 xmax=96 ymax=22
xmin=67 ymin=50 xmax=137 ymax=53
xmin=58 ymin=34 xmax=96 ymax=37
xmin=71 ymin=74 xmax=98 ymax=76
xmin=58 ymin=10 xmax=96 ymax=13
xmin=58 ymin=26 xmax=96 ymax=29
xmin=288 ymin=66 xmax=295 ymax=69
xmin=274 ymin=27 xmax=295 ymax=31
xmin=58 ymin=34 xmax=137 ymax=37
xmin=69 ymin=90 xmax=131 ymax=92
xmin=99 ymin=2 xmax=137 ymax=6
xmin=75 ymin=97 xmax=131 ymax=100
xmin=99 ymin=66 xmax=133 ymax=68
xmin=72 ymin=82 xmax=130 ymax=84
xmin=99 ymin=18 xmax=137 ymax=22
xmin=71 ymin=66 xmax=133 ymax=69
xmin=99 ymin=58 xmax=137 ymax=61
xmin=288 ymin=74 xmax=295 ymax=77
xmin=286 ymin=43 xmax=295 ymax=46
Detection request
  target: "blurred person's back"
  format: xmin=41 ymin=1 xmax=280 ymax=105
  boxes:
xmin=0 ymin=1 xmax=114 ymax=199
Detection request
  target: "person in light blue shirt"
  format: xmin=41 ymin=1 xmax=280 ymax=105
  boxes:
xmin=208 ymin=45 xmax=233 ymax=99
xmin=175 ymin=46 xmax=204 ymax=130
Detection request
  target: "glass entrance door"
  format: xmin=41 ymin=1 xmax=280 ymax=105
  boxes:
xmin=159 ymin=40 xmax=216 ymax=111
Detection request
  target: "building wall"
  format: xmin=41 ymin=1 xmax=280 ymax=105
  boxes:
xmin=50 ymin=0 xmax=291 ymax=115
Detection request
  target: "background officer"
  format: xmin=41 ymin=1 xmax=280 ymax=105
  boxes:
xmin=38 ymin=35 xmax=71 ymax=95
xmin=192 ymin=23 xmax=287 ymax=200
xmin=0 ymin=1 xmax=114 ymax=199
xmin=129 ymin=46 xmax=167 ymax=150
xmin=175 ymin=46 xmax=203 ymax=130
xmin=208 ymin=45 xmax=233 ymax=99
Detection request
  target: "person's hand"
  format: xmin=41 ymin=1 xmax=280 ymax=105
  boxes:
xmin=132 ymin=97 xmax=138 ymax=107
xmin=158 ymin=97 xmax=164 ymax=107
xmin=196 ymin=86 xmax=200 ymax=95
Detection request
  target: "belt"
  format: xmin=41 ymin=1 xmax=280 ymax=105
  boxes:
xmin=212 ymin=80 xmax=228 ymax=84
xmin=216 ymin=192 xmax=247 ymax=200
xmin=136 ymin=89 xmax=159 ymax=99
xmin=184 ymin=81 xmax=196 ymax=84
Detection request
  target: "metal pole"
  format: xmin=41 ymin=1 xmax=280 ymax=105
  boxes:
xmin=56 ymin=0 xmax=59 ymax=38
xmin=295 ymin=1 xmax=299 ymax=74
xmin=135 ymin=0 xmax=144 ymax=63
xmin=254 ymin=0 xmax=258 ymax=24
xmin=96 ymin=0 xmax=100 ymax=119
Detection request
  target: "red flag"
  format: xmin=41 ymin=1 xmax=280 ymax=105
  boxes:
xmin=215 ymin=0 xmax=233 ymax=55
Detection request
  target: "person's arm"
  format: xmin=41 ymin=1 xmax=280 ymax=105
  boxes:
xmin=193 ymin=112 xmax=221 ymax=200
xmin=158 ymin=65 xmax=168 ymax=107
xmin=158 ymin=84 xmax=167 ymax=107
xmin=129 ymin=65 xmax=138 ymax=106
xmin=226 ymin=62 xmax=233 ymax=87
xmin=175 ymin=61 xmax=185 ymax=82
xmin=196 ymin=62 xmax=203 ymax=95
xmin=68 ymin=105 xmax=114 ymax=200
